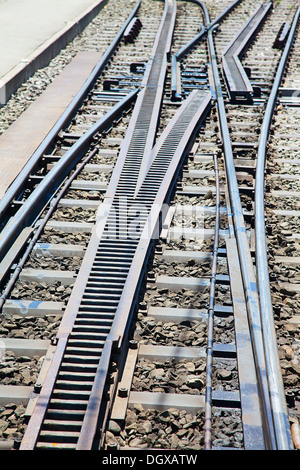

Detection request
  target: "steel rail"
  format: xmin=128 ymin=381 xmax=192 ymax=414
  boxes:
xmin=15 ymin=0 xmax=295 ymax=451
xmin=202 ymin=2 xmax=277 ymax=450
xmin=76 ymin=89 xmax=211 ymax=450
xmin=222 ymin=2 xmax=272 ymax=102
xmin=208 ymin=0 xmax=243 ymax=29
xmin=0 ymin=0 xmax=141 ymax=226
xmin=273 ymin=21 xmax=290 ymax=49
xmin=254 ymin=6 xmax=300 ymax=451
xmin=204 ymin=152 xmax=220 ymax=450
xmin=102 ymin=0 xmax=177 ymax=203
xmin=170 ymin=0 xmax=245 ymax=102
xmin=0 ymin=88 xmax=138 ymax=264
xmin=106 ymin=90 xmax=211 ymax=346
xmin=171 ymin=25 xmax=206 ymax=101
xmin=190 ymin=0 xmax=244 ymax=30
xmin=20 ymin=0 xmax=178 ymax=449
xmin=20 ymin=91 xmax=211 ymax=450
xmin=132 ymin=0 xmax=177 ymax=197
xmin=170 ymin=0 xmax=244 ymax=102
xmin=0 ymin=146 xmax=99 ymax=311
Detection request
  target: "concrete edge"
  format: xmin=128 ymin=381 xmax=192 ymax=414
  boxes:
xmin=0 ymin=0 xmax=109 ymax=105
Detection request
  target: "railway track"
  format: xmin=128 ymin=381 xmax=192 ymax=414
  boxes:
xmin=0 ymin=0 xmax=298 ymax=451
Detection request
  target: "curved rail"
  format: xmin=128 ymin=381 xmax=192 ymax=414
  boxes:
xmin=208 ymin=0 xmax=243 ymax=29
xmin=0 ymin=145 xmax=99 ymax=311
xmin=0 ymin=89 xmax=138 ymax=272
xmin=0 ymin=0 xmax=141 ymax=233
xmin=3 ymin=0 xmax=296 ymax=451
xmin=222 ymin=2 xmax=272 ymax=102
xmin=201 ymin=0 xmax=277 ymax=450
xmin=19 ymin=0 xmax=182 ymax=449
xmin=170 ymin=0 xmax=244 ymax=102
xmin=254 ymin=6 xmax=300 ymax=451
xmin=19 ymin=93 xmax=211 ymax=450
